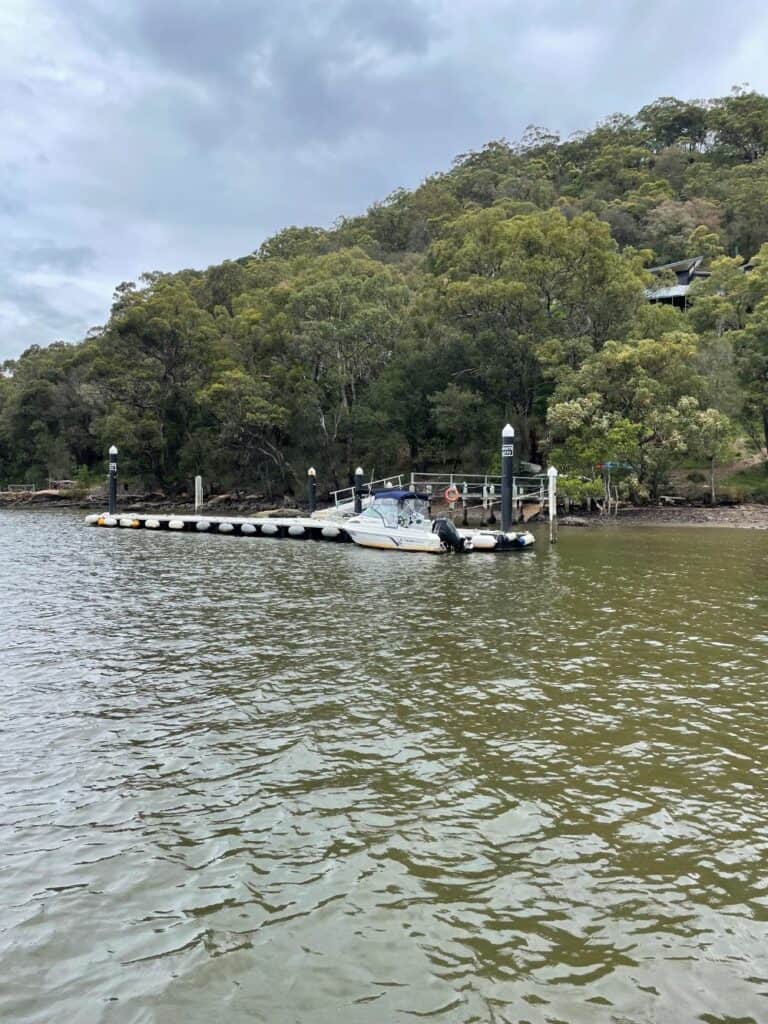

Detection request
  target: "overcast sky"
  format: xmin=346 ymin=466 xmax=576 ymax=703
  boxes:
xmin=2 ymin=0 xmax=768 ymax=361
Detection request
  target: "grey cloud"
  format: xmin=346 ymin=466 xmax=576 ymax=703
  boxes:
xmin=331 ymin=0 xmax=436 ymax=56
xmin=0 ymin=273 xmax=103 ymax=362
xmin=13 ymin=245 xmax=96 ymax=273
xmin=60 ymin=0 xmax=444 ymax=139
xmin=3 ymin=0 xmax=768 ymax=361
xmin=133 ymin=0 xmax=274 ymax=77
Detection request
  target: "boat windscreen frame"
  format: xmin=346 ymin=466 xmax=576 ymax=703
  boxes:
xmin=364 ymin=492 xmax=429 ymax=527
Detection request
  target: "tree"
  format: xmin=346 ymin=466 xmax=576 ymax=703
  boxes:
xmin=688 ymin=256 xmax=754 ymax=335
xmin=5 ymin=89 xmax=768 ymax=498
xmin=197 ymin=369 xmax=289 ymax=488
xmin=546 ymin=334 xmax=726 ymax=496
xmin=690 ymin=246 xmax=768 ymax=452
xmin=239 ymin=249 xmax=412 ymax=484
xmin=732 ymin=301 xmax=768 ymax=453
xmin=681 ymin=401 xmax=734 ymax=503
xmin=364 ymin=183 xmax=461 ymax=253
xmin=0 ymin=343 xmax=100 ymax=483
xmin=709 ymin=89 xmax=768 ymax=163
xmin=637 ymin=96 xmax=709 ymax=152
xmin=257 ymin=225 xmax=335 ymax=261
xmin=719 ymin=160 xmax=768 ymax=259
xmin=641 ymin=198 xmax=724 ymax=264
xmin=88 ymin=277 xmax=220 ymax=485
xmin=426 ymin=207 xmax=648 ymax=432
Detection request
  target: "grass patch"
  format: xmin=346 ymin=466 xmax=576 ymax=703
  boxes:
xmin=718 ymin=462 xmax=768 ymax=500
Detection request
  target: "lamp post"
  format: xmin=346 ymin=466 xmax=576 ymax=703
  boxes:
xmin=307 ymin=467 xmax=317 ymax=514
xmin=108 ymin=445 xmax=118 ymax=516
xmin=501 ymin=424 xmax=514 ymax=533
xmin=353 ymin=466 xmax=365 ymax=514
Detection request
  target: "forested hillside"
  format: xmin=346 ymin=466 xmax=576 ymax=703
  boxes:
xmin=3 ymin=90 xmax=768 ymax=499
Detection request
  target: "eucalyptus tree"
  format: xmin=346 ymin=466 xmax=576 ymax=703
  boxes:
xmin=689 ymin=248 xmax=768 ymax=452
xmin=234 ymin=248 xmax=413 ymax=485
xmin=424 ymin=207 xmax=648 ymax=459
xmin=88 ymin=276 xmax=221 ymax=485
xmin=546 ymin=333 xmax=733 ymax=497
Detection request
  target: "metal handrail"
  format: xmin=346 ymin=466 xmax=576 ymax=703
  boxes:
xmin=409 ymin=472 xmax=548 ymax=505
xmin=328 ymin=470 xmax=550 ymax=511
xmin=329 ymin=474 xmax=405 ymax=507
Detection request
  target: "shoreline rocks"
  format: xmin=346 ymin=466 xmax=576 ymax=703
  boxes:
xmin=2 ymin=493 xmax=768 ymax=529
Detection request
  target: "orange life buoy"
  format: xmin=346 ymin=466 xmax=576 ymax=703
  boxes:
xmin=444 ymin=485 xmax=460 ymax=503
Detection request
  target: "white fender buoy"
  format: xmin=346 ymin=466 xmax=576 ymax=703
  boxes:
xmin=241 ymin=523 xmax=257 ymax=535
xmin=196 ymin=521 xmax=210 ymax=532
xmin=321 ymin=525 xmax=340 ymax=539
xmin=288 ymin=524 xmax=305 ymax=538
xmin=145 ymin=519 xmax=160 ymax=529
xmin=218 ymin=522 xmax=234 ymax=533
xmin=471 ymin=533 xmax=497 ymax=551
xmin=119 ymin=517 xmax=139 ymax=528
xmin=85 ymin=514 xmax=100 ymax=526
xmin=261 ymin=522 xmax=278 ymax=536
xmin=100 ymin=516 xmax=118 ymax=528
xmin=168 ymin=519 xmax=185 ymax=531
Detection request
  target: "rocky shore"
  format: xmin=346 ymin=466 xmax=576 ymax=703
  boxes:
xmin=0 ymin=490 xmax=298 ymax=516
xmin=597 ymin=503 xmax=768 ymax=530
xmin=559 ymin=503 xmax=768 ymax=529
xmin=2 ymin=490 xmax=768 ymax=529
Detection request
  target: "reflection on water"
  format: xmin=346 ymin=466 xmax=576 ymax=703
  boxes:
xmin=1 ymin=511 xmax=767 ymax=1023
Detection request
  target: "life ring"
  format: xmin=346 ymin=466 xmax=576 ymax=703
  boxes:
xmin=444 ymin=485 xmax=460 ymax=503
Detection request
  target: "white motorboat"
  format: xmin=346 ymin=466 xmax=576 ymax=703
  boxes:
xmin=344 ymin=490 xmax=534 ymax=554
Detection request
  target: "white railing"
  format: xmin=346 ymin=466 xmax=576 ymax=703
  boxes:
xmin=327 ymin=470 xmax=550 ymax=516
xmin=409 ymin=472 xmax=549 ymax=509
xmin=329 ymin=474 xmax=406 ymax=509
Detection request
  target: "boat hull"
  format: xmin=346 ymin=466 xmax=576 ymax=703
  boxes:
xmin=345 ymin=524 xmax=535 ymax=553
xmin=344 ymin=524 xmax=445 ymax=553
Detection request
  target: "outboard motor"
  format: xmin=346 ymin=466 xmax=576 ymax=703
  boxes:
xmin=433 ymin=517 xmax=466 ymax=553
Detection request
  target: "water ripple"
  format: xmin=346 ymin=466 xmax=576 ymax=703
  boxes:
xmin=1 ymin=511 xmax=767 ymax=1023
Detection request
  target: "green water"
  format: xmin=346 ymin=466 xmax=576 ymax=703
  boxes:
xmin=1 ymin=512 xmax=767 ymax=1023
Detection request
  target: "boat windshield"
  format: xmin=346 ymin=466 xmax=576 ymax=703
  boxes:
xmin=361 ymin=496 xmax=428 ymax=528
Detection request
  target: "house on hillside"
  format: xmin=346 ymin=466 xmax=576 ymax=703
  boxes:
xmin=646 ymin=256 xmax=710 ymax=309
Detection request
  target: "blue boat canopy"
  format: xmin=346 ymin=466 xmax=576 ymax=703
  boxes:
xmin=372 ymin=489 xmax=428 ymax=501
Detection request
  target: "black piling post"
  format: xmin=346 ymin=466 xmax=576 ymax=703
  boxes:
xmin=354 ymin=466 xmax=365 ymax=514
xmin=108 ymin=445 xmax=118 ymax=516
xmin=501 ymin=423 xmax=514 ymax=533
xmin=307 ymin=467 xmax=317 ymax=514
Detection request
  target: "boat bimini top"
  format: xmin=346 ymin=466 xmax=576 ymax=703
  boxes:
xmin=370 ymin=490 xmax=428 ymax=501
xmin=362 ymin=490 xmax=430 ymax=529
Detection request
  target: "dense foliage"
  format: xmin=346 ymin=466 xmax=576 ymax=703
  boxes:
xmin=3 ymin=89 xmax=768 ymax=498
